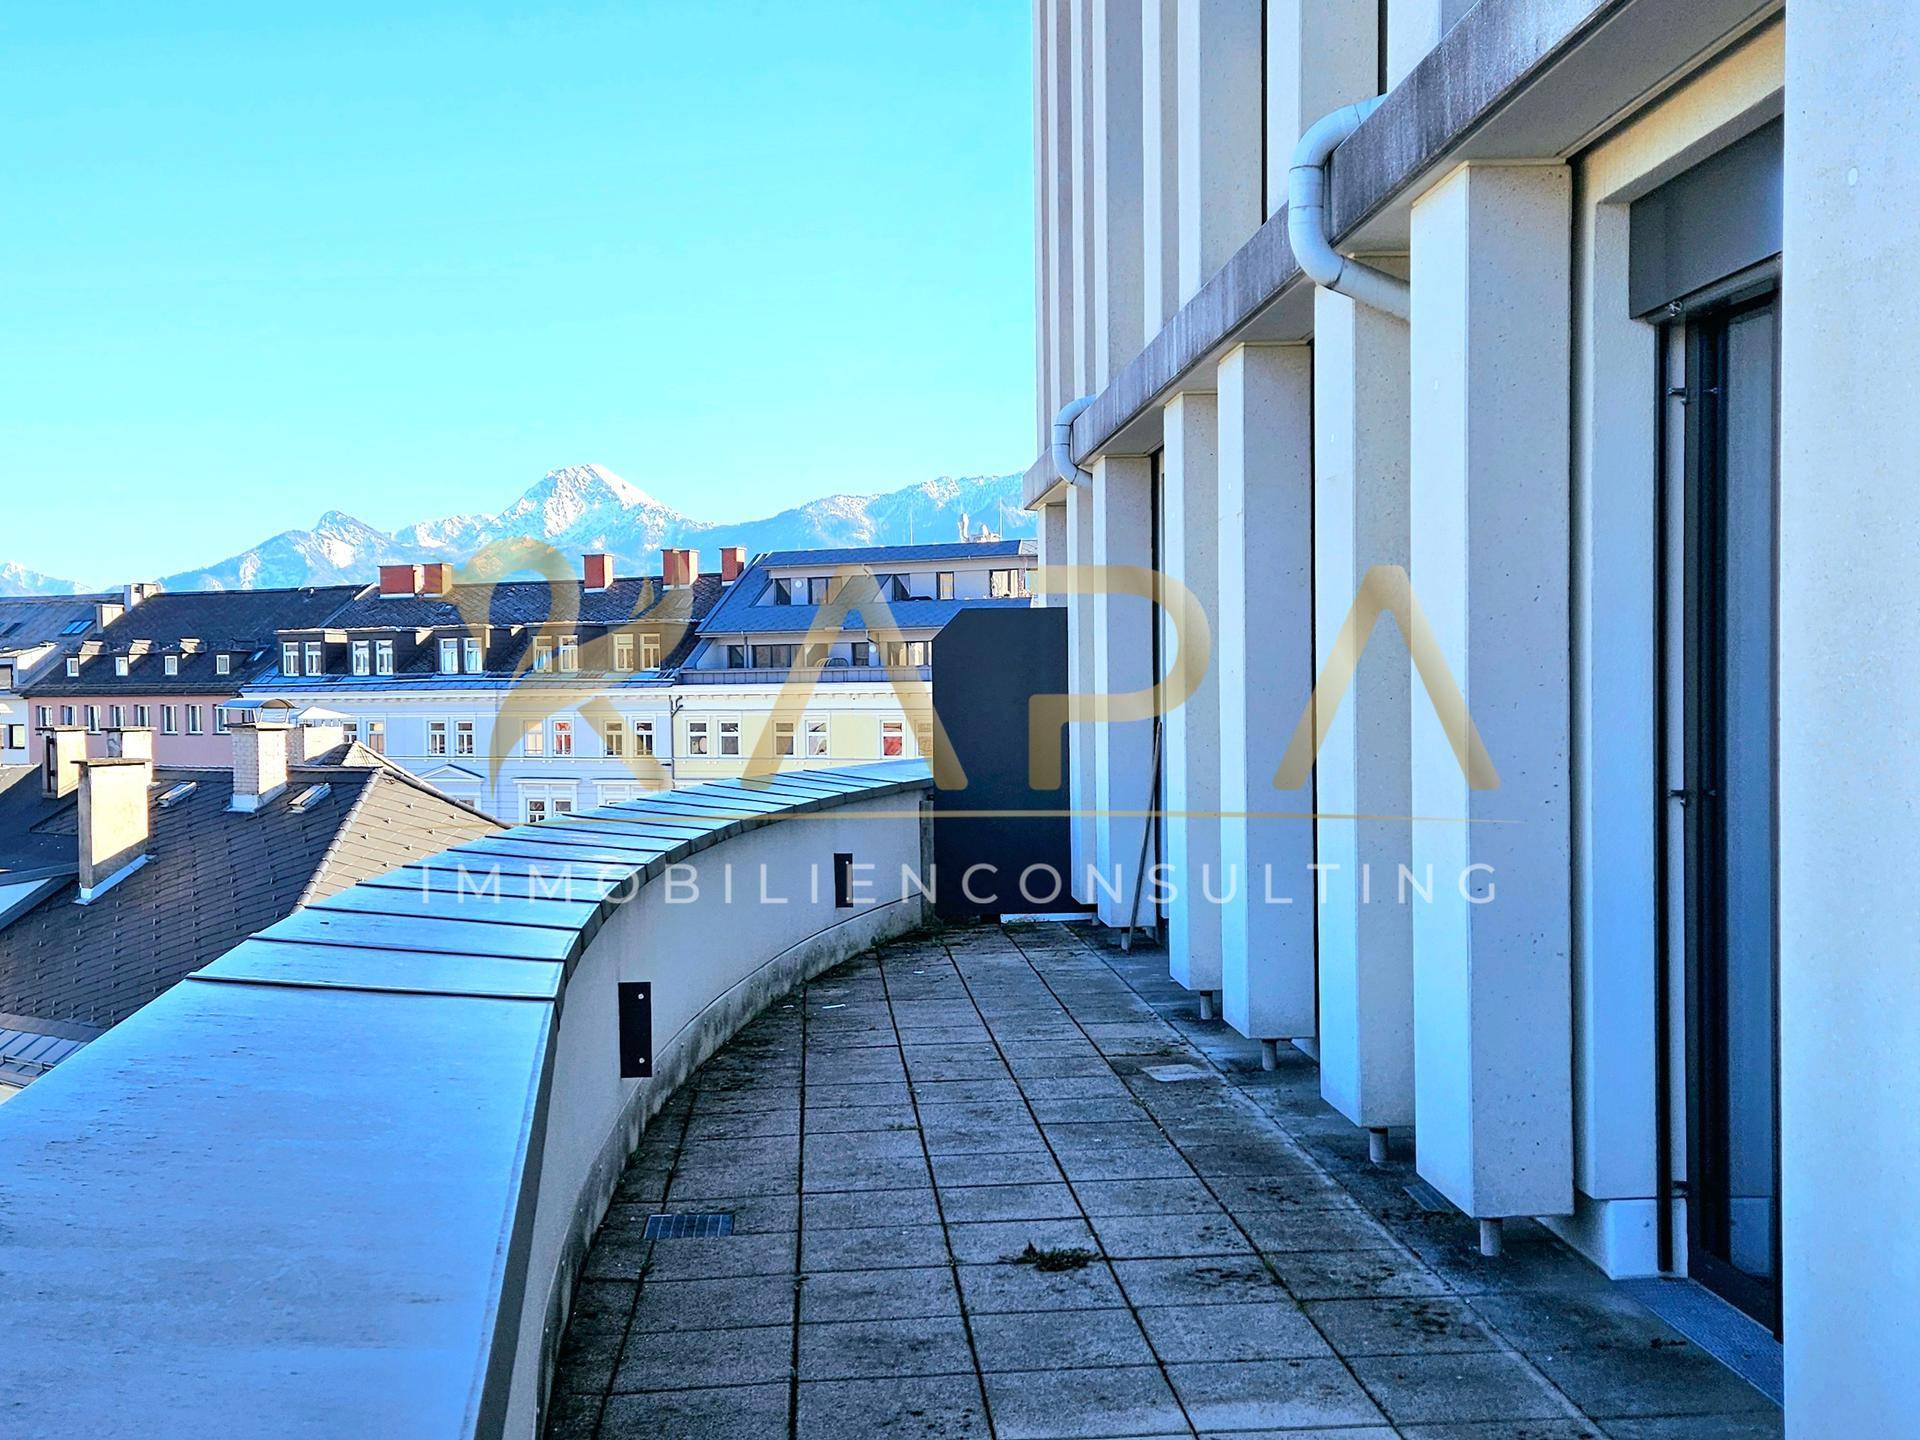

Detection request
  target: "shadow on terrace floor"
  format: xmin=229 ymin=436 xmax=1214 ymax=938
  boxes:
xmin=548 ymin=921 xmax=1782 ymax=1439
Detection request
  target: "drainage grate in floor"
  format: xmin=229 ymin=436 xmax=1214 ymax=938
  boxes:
xmin=1616 ymin=1277 xmax=1783 ymax=1406
xmin=643 ymin=1212 xmax=735 ymax=1240
xmin=1141 ymin=1063 xmax=1213 ymax=1083
xmin=1402 ymin=1179 xmax=1455 ymax=1214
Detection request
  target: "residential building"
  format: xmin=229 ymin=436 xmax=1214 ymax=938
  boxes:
xmin=673 ymin=540 xmax=1037 ymax=782
xmin=0 ymin=717 xmax=499 ymax=1095
xmin=0 ymin=591 xmax=136 ymax=765
xmin=244 ymin=553 xmax=723 ymax=821
xmin=1026 ymin=0 xmax=1911 ymax=1427
xmin=18 ymin=584 xmax=358 ymax=768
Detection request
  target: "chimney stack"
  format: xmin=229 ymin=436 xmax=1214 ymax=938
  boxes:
xmin=41 ymin=725 xmax=87 ymax=799
xmin=379 ymin=563 xmax=422 ymax=598
xmin=583 ymin=553 xmax=614 ymax=592
xmin=228 ymin=721 xmax=290 ymax=813
xmin=292 ymin=717 xmax=346 ymax=765
xmin=94 ymin=598 xmax=126 ymax=630
xmin=662 ymin=548 xmax=700 ymax=587
xmin=77 ymin=755 xmax=153 ymax=900
xmin=719 ymin=546 xmax=747 ymax=582
xmin=108 ymin=726 xmax=154 ymax=762
xmin=418 ymin=562 xmax=455 ymax=596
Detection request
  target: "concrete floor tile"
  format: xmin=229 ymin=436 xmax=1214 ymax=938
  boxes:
xmin=1303 ymin=1296 xmax=1501 ymax=1356
xmin=610 ymin=1323 xmax=792 ymax=1392
xmin=643 ymin=1231 xmax=797 ymax=1281
xmin=1165 ymin=1357 xmax=1388 ymax=1430
xmin=796 ymin=1374 xmax=990 ymax=1440
xmin=937 ymin=1181 xmax=1082 ymax=1223
xmin=802 ymin=1186 xmax=940 ymax=1230
xmin=1112 ymin=1256 xmax=1290 ymax=1308
xmin=983 ymin=1364 xmax=1187 ymax=1439
xmin=797 ymin=1315 xmax=976 ymax=1381
xmin=601 ymin=1381 xmax=789 ymax=1439
xmin=1265 ymin=1248 xmax=1451 ymax=1301
xmin=1073 ymin=1177 xmax=1224 ymax=1217
xmin=628 ymin=1274 xmax=796 ymax=1335
xmin=947 ymin=1217 xmax=1097 ymax=1265
xmin=802 ymin=1149 xmax=932 ymax=1193
xmin=933 ymin=1150 xmax=1065 ymax=1187
xmin=798 ymin=1264 xmax=960 ymax=1323
xmin=956 ymin=1258 xmax=1125 ymax=1313
xmin=1089 ymin=1211 xmax=1253 ymax=1260
xmin=1349 ymin=1351 xmax=1576 ymax=1425
xmin=969 ymin=1306 xmax=1157 ymax=1370
xmin=1135 ymin=1300 xmax=1332 ymax=1362
xmin=801 ymin=1221 xmax=950 ymax=1272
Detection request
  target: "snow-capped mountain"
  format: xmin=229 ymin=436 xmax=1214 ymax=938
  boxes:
xmin=0 ymin=562 xmax=84 ymax=596
xmin=0 ymin=466 xmax=1036 ymax=596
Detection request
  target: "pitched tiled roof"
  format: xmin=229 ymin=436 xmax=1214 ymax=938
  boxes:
xmin=0 ymin=595 xmax=112 ymax=659
xmin=0 ymin=756 xmax=500 ymax=1029
xmin=315 ymin=573 xmax=722 ymax=631
xmin=20 ymin=586 xmax=361 ymax=696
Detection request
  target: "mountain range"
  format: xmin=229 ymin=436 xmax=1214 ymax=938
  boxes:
xmin=1 ymin=466 xmax=1034 ymax=595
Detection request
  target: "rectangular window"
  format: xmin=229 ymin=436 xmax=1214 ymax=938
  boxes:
xmin=882 ymin=720 xmax=904 ymax=757
xmin=215 ymin=706 xmax=230 ymax=735
xmin=770 ymin=576 xmax=793 ymax=605
xmin=807 ymin=576 xmax=833 ymax=604
xmin=523 ymin=721 xmax=544 ymax=756
xmin=428 ymin=720 xmax=448 ymax=756
xmin=463 ymin=637 xmax=483 ymax=673
xmin=751 ymin=643 xmax=796 ymax=669
xmin=532 ymin=637 xmax=553 ymax=672
xmin=687 ymin=719 xmax=710 ymax=756
xmin=352 ymin=641 xmax=370 ymax=676
xmin=989 ymin=568 xmax=1024 ymax=598
xmin=719 ymin=719 xmax=740 ymax=756
xmin=186 ymin=704 xmax=203 ymax=735
xmin=613 ymin=633 xmax=634 ymax=670
xmin=36 ymin=706 xmax=50 ymax=728
xmin=455 ymin=720 xmax=475 ymax=755
xmin=551 ymin=718 xmax=574 ymax=756
xmin=164 ymin=654 xmax=179 ymax=676
xmin=109 ymin=704 xmax=124 ymax=728
xmin=937 ymin=571 xmax=955 ymax=600
xmin=375 ymin=640 xmax=394 ymax=676
xmin=526 ymin=796 xmax=550 ymax=824
xmin=438 ymin=638 xmax=459 ymax=674
xmin=65 ymin=657 xmax=80 ymax=677
xmin=365 ymin=719 xmax=386 ymax=755
xmin=3 ymin=724 xmax=23 ymax=750
xmin=85 ymin=705 xmax=100 ymax=733
xmin=216 ymin=653 xmax=231 ymax=676
xmin=916 ymin=721 xmax=933 ymax=757
xmin=344 ymin=721 xmax=358 ymax=746
xmin=806 ymin=719 xmax=828 ymax=757
xmin=114 ymin=656 xmax=129 ymax=677
xmin=775 ymin=720 xmax=796 ymax=757
xmin=604 ymin=721 xmax=626 ymax=757
xmin=134 ymin=704 xmax=149 ymax=728
xmin=631 ymin=718 xmax=656 ymax=756
xmin=558 ymin=637 xmax=579 ymax=672
xmin=726 ymin=645 xmax=748 ymax=669
xmin=161 ymin=704 xmax=178 ymax=735
xmin=304 ymin=641 xmax=324 ymax=675
xmin=640 ymin=634 xmax=661 ymax=669
xmin=60 ymin=705 xmax=75 ymax=725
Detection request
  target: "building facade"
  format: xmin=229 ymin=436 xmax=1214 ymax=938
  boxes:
xmin=18 ymin=585 xmax=356 ymax=768
xmin=0 ymin=592 xmax=126 ymax=764
xmin=1025 ymin=0 xmax=1914 ymax=1430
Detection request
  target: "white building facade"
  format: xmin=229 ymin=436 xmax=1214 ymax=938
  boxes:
xmin=1026 ymin=1 xmax=1917 ymax=1431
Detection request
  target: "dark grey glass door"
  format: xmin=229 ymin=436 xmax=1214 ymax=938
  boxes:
xmin=1683 ymin=293 xmax=1781 ymax=1329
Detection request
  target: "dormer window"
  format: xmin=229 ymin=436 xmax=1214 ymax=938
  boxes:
xmin=215 ymin=653 xmax=231 ymax=676
xmin=770 ymin=576 xmax=794 ymax=605
xmin=613 ymin=633 xmax=634 ymax=671
xmin=807 ymin=576 xmax=832 ymax=604
xmin=558 ymin=637 xmax=579 ymax=672
xmin=164 ymin=655 xmax=179 ymax=677
xmin=937 ymin=572 xmax=955 ymax=600
xmin=532 ymin=637 xmax=554 ymax=672
xmin=989 ymin=567 xmax=1025 ymax=598
xmin=463 ymin=637 xmax=483 ymax=673
xmin=351 ymin=641 xmax=370 ymax=675
xmin=114 ymin=656 xmax=129 ymax=677
xmin=438 ymin=638 xmax=459 ymax=674
xmin=282 ymin=643 xmax=300 ymax=676
xmin=641 ymin=634 xmax=661 ymax=669
xmin=303 ymin=641 xmax=323 ymax=675
xmin=374 ymin=639 xmax=394 ymax=676
xmin=65 ymin=657 xmax=80 ymax=677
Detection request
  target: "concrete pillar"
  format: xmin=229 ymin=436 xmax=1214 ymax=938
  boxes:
xmin=1046 ymin=0 xmax=1077 ymax=414
xmin=1263 ymin=0 xmax=1380 ymax=218
xmin=1407 ymin=162 xmax=1573 ymax=1222
xmin=1032 ymin=0 xmax=1051 ymax=442
xmin=1160 ymin=393 xmax=1223 ymax=988
xmin=1065 ymin=481 xmax=1099 ymax=901
xmin=1312 ymin=287 xmax=1414 ymax=1133
xmin=1141 ymin=0 xmax=1180 ymax=328
xmin=1070 ymin=0 xmax=1095 ymax=396
xmin=1385 ymin=0 xmax=1471 ymax=90
xmin=1092 ymin=0 xmax=1145 ymax=387
xmin=1091 ymin=456 xmax=1156 ymax=927
xmin=1176 ymin=0 xmax=1263 ymax=301
xmin=1216 ymin=345 xmax=1316 ymax=1040
xmin=1780 ymin=3 xmax=1920 ymax=1427
xmin=1038 ymin=500 xmax=1070 ymax=607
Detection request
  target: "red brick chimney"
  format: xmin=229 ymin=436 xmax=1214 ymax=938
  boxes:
xmin=418 ymin=562 xmax=455 ymax=596
xmin=583 ymin=553 xmax=614 ymax=591
xmin=662 ymin=549 xmax=700 ymax=587
xmin=378 ymin=563 xmax=421 ymax=598
xmin=719 ymin=546 xmax=747 ymax=582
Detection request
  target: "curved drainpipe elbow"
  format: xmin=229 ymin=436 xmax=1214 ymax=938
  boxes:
xmin=1051 ymin=395 xmax=1096 ymax=489
xmin=1287 ymin=97 xmax=1410 ymax=320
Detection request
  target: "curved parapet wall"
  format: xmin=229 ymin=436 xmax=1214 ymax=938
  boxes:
xmin=0 ymin=761 xmax=934 ymax=1440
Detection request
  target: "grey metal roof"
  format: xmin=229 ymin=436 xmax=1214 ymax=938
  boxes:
xmin=310 ymin=573 xmax=722 ymax=631
xmin=751 ymin=540 xmax=1035 ymax=568
xmin=0 ymin=1011 xmax=99 ymax=1088
xmin=697 ymin=543 xmax=1038 ymax=639
xmin=0 ymin=594 xmax=112 ymax=658
xmin=0 ymin=756 xmax=500 ymax=1029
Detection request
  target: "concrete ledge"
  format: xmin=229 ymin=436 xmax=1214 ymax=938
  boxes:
xmin=0 ymin=761 xmax=934 ymax=1440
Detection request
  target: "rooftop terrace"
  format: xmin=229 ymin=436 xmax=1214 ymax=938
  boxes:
xmin=549 ymin=922 xmax=1780 ymax=1440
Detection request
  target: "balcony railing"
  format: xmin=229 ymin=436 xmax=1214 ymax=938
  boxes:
xmin=0 ymin=760 xmax=934 ymax=1439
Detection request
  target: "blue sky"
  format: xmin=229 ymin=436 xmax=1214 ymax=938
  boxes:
xmin=0 ymin=2 xmax=1034 ymax=585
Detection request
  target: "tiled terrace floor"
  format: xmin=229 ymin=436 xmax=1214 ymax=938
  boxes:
xmin=551 ymin=921 xmax=1781 ymax=1439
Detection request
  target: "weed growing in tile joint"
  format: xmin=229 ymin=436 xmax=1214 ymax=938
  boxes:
xmin=1010 ymin=1242 xmax=1097 ymax=1272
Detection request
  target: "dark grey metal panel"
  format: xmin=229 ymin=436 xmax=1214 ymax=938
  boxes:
xmin=1630 ymin=118 xmax=1782 ymax=316
xmin=931 ymin=608 xmax=1081 ymax=920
